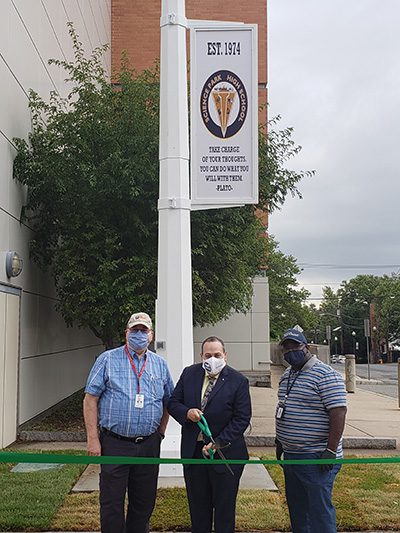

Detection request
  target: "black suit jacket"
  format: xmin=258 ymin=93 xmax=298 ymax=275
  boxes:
xmin=167 ymin=363 xmax=251 ymax=460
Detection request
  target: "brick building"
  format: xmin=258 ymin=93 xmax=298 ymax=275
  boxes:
xmin=111 ymin=0 xmax=267 ymax=122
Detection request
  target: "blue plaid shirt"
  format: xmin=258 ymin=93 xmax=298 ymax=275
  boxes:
xmin=85 ymin=346 xmax=174 ymax=437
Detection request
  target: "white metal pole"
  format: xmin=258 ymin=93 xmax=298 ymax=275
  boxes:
xmin=157 ymin=0 xmax=193 ymax=476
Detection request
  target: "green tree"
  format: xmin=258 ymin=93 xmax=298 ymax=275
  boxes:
xmin=307 ymin=287 xmax=341 ymax=346
xmin=318 ymin=275 xmax=397 ymax=359
xmin=266 ymin=237 xmax=313 ymax=340
xmin=13 ymin=26 xmax=311 ymax=346
xmin=373 ymin=274 xmax=400 ymax=345
xmin=317 ymin=274 xmax=400 ymax=359
xmin=337 ymin=275 xmax=381 ymax=357
xmin=258 ymin=114 xmax=314 ymax=212
xmin=14 ymin=34 xmax=160 ymax=347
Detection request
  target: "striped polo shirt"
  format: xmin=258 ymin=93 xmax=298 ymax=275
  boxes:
xmin=276 ymin=357 xmax=347 ymax=456
xmin=85 ymin=346 xmax=174 ymax=437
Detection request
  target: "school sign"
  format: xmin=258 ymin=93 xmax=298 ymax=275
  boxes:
xmin=190 ymin=25 xmax=258 ymax=205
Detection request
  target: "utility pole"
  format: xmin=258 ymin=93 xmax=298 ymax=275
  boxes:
xmin=364 ymin=318 xmax=371 ymax=380
xmin=370 ymin=301 xmax=379 ymax=363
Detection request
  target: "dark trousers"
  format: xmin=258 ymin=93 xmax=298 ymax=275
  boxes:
xmin=283 ymin=452 xmax=341 ymax=533
xmin=99 ymin=431 xmax=162 ymax=533
xmin=183 ymin=442 xmax=244 ymax=533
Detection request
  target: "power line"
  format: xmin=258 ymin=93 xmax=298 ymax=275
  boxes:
xmin=299 ymin=263 xmax=400 ymax=269
xmin=302 ymin=281 xmax=343 ymax=287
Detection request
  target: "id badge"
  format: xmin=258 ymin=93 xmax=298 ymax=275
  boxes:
xmin=135 ymin=393 xmax=144 ymax=409
xmin=276 ymin=402 xmax=285 ymax=419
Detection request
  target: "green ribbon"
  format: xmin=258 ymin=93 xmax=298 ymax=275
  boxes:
xmin=1 ymin=452 xmax=400 ymax=465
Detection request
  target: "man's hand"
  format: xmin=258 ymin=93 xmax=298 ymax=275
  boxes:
xmin=186 ymin=408 xmax=202 ymax=422
xmin=202 ymin=442 xmax=215 ymax=458
xmin=319 ymin=449 xmax=336 ymax=471
xmin=87 ymin=436 xmax=101 ymax=456
xmin=275 ymin=438 xmax=283 ymax=461
xmin=158 ymin=406 xmax=169 ymax=437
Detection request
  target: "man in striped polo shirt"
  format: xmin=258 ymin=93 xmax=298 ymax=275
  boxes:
xmin=275 ymin=328 xmax=347 ymax=533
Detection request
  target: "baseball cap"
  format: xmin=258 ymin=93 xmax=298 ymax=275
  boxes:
xmin=279 ymin=328 xmax=308 ymax=345
xmin=127 ymin=312 xmax=152 ymax=330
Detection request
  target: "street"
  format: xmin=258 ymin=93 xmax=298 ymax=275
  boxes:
xmin=332 ymin=362 xmax=399 ymax=399
xmin=356 ymin=362 xmax=399 ymax=382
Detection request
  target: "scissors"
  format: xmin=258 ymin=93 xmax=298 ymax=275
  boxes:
xmin=197 ymin=414 xmax=234 ymax=476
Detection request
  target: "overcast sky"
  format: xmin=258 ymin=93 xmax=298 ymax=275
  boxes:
xmin=267 ymin=0 xmax=400 ymax=304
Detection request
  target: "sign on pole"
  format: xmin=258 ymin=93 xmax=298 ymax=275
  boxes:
xmin=326 ymin=325 xmax=332 ymax=341
xmin=190 ymin=25 xmax=258 ymax=205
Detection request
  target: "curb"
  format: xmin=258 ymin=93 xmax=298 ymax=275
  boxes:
xmin=18 ymin=431 xmax=397 ymax=449
xmin=18 ymin=431 xmax=86 ymax=442
xmin=357 ymin=379 xmax=397 ymax=385
xmin=245 ymin=435 xmax=397 ymax=449
xmin=356 ymin=379 xmax=384 ymax=385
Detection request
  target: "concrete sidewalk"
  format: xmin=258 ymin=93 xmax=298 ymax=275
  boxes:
xmin=71 ymin=457 xmax=278 ymax=492
xmin=249 ymin=365 xmax=400 ymax=449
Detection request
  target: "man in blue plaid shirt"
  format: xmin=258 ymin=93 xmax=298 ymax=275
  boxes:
xmin=84 ymin=312 xmax=174 ymax=533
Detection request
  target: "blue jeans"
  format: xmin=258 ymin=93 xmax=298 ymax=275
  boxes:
xmin=283 ymin=452 xmax=341 ymax=533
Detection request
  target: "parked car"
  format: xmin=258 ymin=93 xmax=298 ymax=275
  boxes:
xmin=331 ymin=354 xmax=345 ymax=364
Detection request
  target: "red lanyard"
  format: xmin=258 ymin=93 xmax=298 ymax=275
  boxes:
xmin=125 ymin=345 xmax=148 ymax=393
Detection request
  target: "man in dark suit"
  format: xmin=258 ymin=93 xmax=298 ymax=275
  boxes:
xmin=168 ymin=336 xmax=251 ymax=533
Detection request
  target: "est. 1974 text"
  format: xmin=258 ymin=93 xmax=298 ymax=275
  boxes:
xmin=207 ymin=42 xmax=241 ymax=55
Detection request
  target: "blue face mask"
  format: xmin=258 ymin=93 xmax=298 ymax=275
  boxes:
xmin=284 ymin=349 xmax=306 ymax=368
xmin=127 ymin=330 xmax=149 ymax=352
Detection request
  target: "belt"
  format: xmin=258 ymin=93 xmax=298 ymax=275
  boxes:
xmin=100 ymin=427 xmax=153 ymax=443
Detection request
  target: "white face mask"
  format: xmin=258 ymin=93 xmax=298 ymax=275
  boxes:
xmin=202 ymin=356 xmax=226 ymax=376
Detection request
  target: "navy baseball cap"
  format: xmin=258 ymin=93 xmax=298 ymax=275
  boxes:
xmin=279 ymin=328 xmax=308 ymax=345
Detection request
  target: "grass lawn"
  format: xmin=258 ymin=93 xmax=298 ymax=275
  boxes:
xmin=53 ymin=456 xmax=400 ymax=532
xmin=1 ymin=453 xmax=399 ymax=531
xmin=268 ymin=460 xmax=400 ymax=531
xmin=0 ymin=450 xmax=86 ymax=531
xmin=52 ymin=487 xmax=290 ymax=532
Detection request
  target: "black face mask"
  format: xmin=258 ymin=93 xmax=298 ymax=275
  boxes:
xmin=284 ymin=349 xmax=307 ymax=367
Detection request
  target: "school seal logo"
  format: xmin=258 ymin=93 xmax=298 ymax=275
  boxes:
xmin=200 ymin=70 xmax=248 ymax=139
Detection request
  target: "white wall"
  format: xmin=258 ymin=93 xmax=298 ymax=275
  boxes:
xmin=0 ymin=0 xmax=111 ymax=426
xmin=193 ymin=276 xmax=271 ymax=371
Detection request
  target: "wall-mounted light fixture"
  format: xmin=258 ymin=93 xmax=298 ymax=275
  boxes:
xmin=5 ymin=251 xmax=23 ymax=278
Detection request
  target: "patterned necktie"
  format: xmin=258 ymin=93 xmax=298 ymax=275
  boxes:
xmin=201 ymin=376 xmax=216 ymax=411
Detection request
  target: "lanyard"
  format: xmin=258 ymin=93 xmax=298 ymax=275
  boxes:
xmin=283 ymin=356 xmax=318 ymax=402
xmin=285 ymin=370 xmax=301 ymax=400
xmin=125 ymin=345 xmax=148 ymax=394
